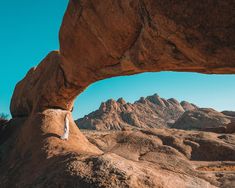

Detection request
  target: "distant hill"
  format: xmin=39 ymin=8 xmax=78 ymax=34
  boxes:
xmin=171 ymin=108 xmax=235 ymax=133
xmin=76 ymin=93 xmax=198 ymax=130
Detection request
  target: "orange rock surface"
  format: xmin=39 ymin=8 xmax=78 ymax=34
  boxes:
xmin=11 ymin=0 xmax=235 ymax=117
xmin=2 ymin=1 xmax=235 ymax=187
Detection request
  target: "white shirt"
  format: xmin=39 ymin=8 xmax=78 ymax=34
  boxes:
xmin=61 ymin=116 xmax=69 ymax=140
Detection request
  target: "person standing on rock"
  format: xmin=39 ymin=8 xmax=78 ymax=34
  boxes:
xmin=61 ymin=112 xmax=70 ymax=140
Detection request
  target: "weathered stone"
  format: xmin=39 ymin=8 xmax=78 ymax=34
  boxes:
xmin=3 ymin=1 xmax=235 ymax=187
xmin=181 ymin=101 xmax=198 ymax=111
xmin=11 ymin=0 xmax=235 ymax=117
xmin=172 ymin=108 xmax=235 ymax=133
xmin=76 ymin=94 xmax=194 ymax=130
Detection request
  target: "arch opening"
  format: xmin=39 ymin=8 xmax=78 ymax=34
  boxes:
xmin=72 ymin=72 xmax=235 ymax=132
xmin=2 ymin=1 xmax=235 ymax=187
xmin=73 ymin=72 xmax=235 ymax=120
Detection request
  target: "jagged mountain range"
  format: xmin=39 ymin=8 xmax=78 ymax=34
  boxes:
xmin=76 ymin=94 xmax=198 ymax=130
xmin=76 ymin=93 xmax=235 ymax=133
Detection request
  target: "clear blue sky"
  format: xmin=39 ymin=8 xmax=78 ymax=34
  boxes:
xmin=0 ymin=1 xmax=235 ymax=119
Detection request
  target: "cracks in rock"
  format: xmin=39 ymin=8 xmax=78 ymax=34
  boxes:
xmin=116 ymin=1 xmax=161 ymax=69
xmin=104 ymin=62 xmax=121 ymax=69
xmin=114 ymin=1 xmax=157 ymax=64
xmin=57 ymin=65 xmax=80 ymax=104
xmin=73 ymin=0 xmax=161 ymax=75
xmin=117 ymin=24 xmax=143 ymax=71
xmin=58 ymin=64 xmax=69 ymax=88
xmin=165 ymin=40 xmax=187 ymax=61
xmin=129 ymin=25 xmax=143 ymax=53
xmin=58 ymin=63 xmax=82 ymax=89
xmin=139 ymin=0 xmax=152 ymax=27
xmin=38 ymin=63 xmax=82 ymax=111
xmin=139 ymin=0 xmax=158 ymax=31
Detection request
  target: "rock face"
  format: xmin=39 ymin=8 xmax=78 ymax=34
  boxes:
xmin=84 ymin=129 xmax=235 ymax=188
xmin=181 ymin=101 xmax=198 ymax=111
xmin=76 ymin=97 xmax=235 ymax=133
xmin=2 ymin=0 xmax=235 ymax=187
xmin=0 ymin=110 xmax=102 ymax=186
xmin=76 ymin=94 xmax=197 ymax=130
xmin=222 ymin=111 xmax=235 ymax=117
xmin=2 ymin=126 xmax=235 ymax=187
xmin=172 ymin=108 xmax=235 ymax=133
xmin=10 ymin=0 xmax=235 ymax=117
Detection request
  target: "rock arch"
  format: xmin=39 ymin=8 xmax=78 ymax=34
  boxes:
xmin=2 ymin=1 xmax=235 ymax=187
xmin=7 ymin=0 xmax=235 ymax=157
xmin=10 ymin=0 xmax=235 ymax=118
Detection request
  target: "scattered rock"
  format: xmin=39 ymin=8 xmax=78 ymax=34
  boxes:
xmin=2 ymin=124 xmax=235 ymax=188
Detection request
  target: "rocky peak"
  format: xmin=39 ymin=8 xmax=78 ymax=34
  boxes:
xmin=168 ymin=98 xmax=180 ymax=105
xmin=146 ymin=94 xmax=166 ymax=107
xmin=117 ymin=97 xmax=126 ymax=105
xmin=99 ymin=102 xmax=107 ymax=112
xmin=106 ymin=99 xmax=116 ymax=105
xmin=180 ymin=101 xmax=198 ymax=111
xmin=171 ymin=108 xmax=234 ymax=133
xmin=136 ymin=97 xmax=146 ymax=104
xmin=76 ymin=93 xmax=199 ymax=130
xmin=99 ymin=99 xmax=119 ymax=112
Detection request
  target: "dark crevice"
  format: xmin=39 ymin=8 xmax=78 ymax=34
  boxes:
xmin=139 ymin=0 xmax=158 ymax=31
xmin=58 ymin=64 xmax=80 ymax=89
xmin=46 ymin=106 xmax=69 ymax=111
xmin=139 ymin=0 xmax=152 ymax=27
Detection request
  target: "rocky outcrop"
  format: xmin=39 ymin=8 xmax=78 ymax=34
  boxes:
xmin=2 ymin=0 xmax=235 ymax=187
xmin=76 ymin=94 xmax=198 ymax=130
xmin=0 ymin=110 xmax=102 ymax=186
xmin=81 ymin=129 xmax=235 ymax=187
xmin=172 ymin=108 xmax=235 ymax=133
xmin=222 ymin=111 xmax=235 ymax=117
xmin=10 ymin=0 xmax=235 ymax=117
xmin=10 ymin=52 xmax=83 ymax=117
xmin=181 ymin=101 xmax=198 ymax=111
xmin=2 ymin=127 xmax=235 ymax=187
xmin=76 ymin=98 xmax=235 ymax=133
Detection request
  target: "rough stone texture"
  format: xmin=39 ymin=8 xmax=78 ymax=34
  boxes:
xmin=0 ymin=110 xmax=102 ymax=185
xmin=181 ymin=101 xmax=198 ymax=111
xmin=11 ymin=0 xmax=235 ymax=117
xmin=172 ymin=108 xmax=235 ymax=133
xmin=76 ymin=97 xmax=235 ymax=134
xmin=1 ymin=124 xmax=235 ymax=187
xmin=3 ymin=0 xmax=235 ymax=187
xmin=76 ymin=94 xmax=196 ymax=130
xmin=10 ymin=52 xmax=85 ymax=117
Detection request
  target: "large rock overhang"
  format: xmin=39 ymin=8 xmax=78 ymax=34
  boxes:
xmin=10 ymin=0 xmax=235 ymax=117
